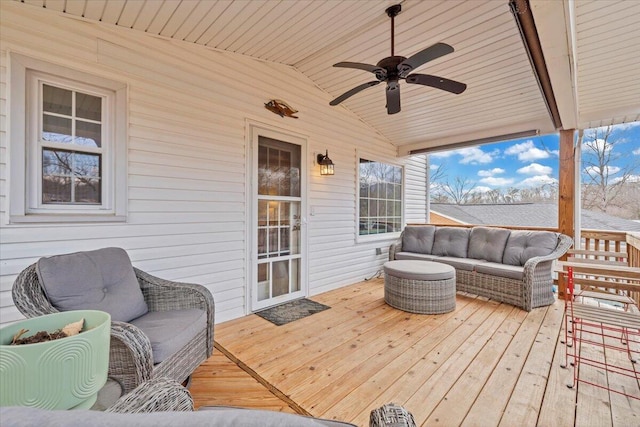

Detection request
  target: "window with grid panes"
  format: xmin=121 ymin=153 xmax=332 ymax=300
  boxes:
xmin=358 ymin=158 xmax=403 ymax=236
xmin=9 ymin=53 xmax=127 ymax=222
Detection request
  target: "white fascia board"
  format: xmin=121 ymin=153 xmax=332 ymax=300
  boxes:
xmin=530 ymin=0 xmax=578 ymax=130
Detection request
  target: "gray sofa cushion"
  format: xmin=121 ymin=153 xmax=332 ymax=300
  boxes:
xmin=436 ymin=257 xmax=487 ymax=272
xmin=200 ymin=406 xmax=356 ymax=426
xmin=475 ymin=262 xmax=525 ymax=281
xmin=36 ymin=247 xmax=148 ymax=322
xmin=502 ymin=231 xmax=559 ymax=266
xmin=129 ymin=308 xmax=207 ymax=364
xmin=468 ymin=227 xmax=511 ymax=263
xmin=431 ymin=227 xmax=470 ymax=258
xmin=395 ymin=252 xmax=440 ymax=262
xmin=401 ymin=226 xmax=436 ymax=254
xmin=0 ymin=406 xmax=356 ymax=427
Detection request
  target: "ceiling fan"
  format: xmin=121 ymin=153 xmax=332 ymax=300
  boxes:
xmin=329 ymin=4 xmax=467 ymax=115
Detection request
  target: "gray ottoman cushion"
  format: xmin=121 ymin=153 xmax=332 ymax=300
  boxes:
xmin=431 ymin=227 xmax=470 ymax=258
xmin=475 ymin=262 xmax=525 ymax=280
xmin=502 ymin=231 xmax=559 ymax=266
xmin=468 ymin=227 xmax=511 ymax=262
xmin=36 ymin=247 xmax=148 ymax=322
xmin=130 ymin=309 xmax=207 ymax=364
xmin=384 ymin=260 xmax=454 ymax=281
xmin=401 ymin=226 xmax=436 ymax=254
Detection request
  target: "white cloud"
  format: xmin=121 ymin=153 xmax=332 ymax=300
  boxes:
xmin=478 ymin=177 xmax=515 ymax=186
xmin=594 ymin=138 xmax=612 ymax=152
xmin=458 ymin=147 xmax=498 ymax=164
xmin=611 ymin=175 xmax=640 ymax=184
xmin=471 ymin=186 xmax=493 ymax=193
xmin=429 ymin=164 xmax=440 ymax=170
xmin=431 ymin=146 xmax=498 ymax=164
xmin=633 ymin=148 xmax=640 ymax=155
xmin=584 ymin=165 xmax=621 ymax=176
xmin=505 ymin=140 xmax=551 ymax=161
xmin=430 ymin=151 xmax=456 ymax=159
xmin=478 ymin=168 xmax=505 ymax=177
xmin=517 ymin=163 xmax=553 ymax=175
xmin=616 ymin=122 xmax=640 ymax=131
xmin=519 ymin=175 xmax=558 ymax=187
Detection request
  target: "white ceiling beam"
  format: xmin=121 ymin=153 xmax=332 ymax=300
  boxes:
xmin=398 ymin=117 xmax=555 ymax=157
xmin=530 ymin=0 xmax=578 ymax=129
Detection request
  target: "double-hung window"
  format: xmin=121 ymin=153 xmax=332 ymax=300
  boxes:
xmin=358 ymin=157 xmax=403 ymax=240
xmin=9 ymin=54 xmax=127 ymax=222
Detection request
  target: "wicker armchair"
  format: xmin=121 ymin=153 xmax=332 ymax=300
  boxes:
xmin=106 ymin=377 xmax=194 ymax=413
xmin=12 ymin=261 xmax=215 ymax=395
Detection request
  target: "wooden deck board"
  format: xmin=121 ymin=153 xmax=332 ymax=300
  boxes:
xmin=190 ymin=279 xmax=637 ymax=426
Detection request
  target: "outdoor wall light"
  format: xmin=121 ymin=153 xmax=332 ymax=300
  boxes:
xmin=317 ymin=150 xmax=335 ymax=176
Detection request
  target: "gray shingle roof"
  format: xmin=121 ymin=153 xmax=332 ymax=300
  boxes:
xmin=430 ymin=203 xmax=640 ymax=232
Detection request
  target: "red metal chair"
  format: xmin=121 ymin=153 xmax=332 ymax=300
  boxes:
xmin=561 ymin=267 xmax=640 ymax=399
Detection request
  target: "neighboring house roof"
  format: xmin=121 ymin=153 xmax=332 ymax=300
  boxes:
xmin=430 ymin=203 xmax=640 ymax=232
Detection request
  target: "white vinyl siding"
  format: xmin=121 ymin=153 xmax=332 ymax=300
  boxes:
xmin=0 ymin=2 xmax=428 ymax=325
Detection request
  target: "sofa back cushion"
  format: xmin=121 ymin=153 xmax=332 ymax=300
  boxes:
xmin=502 ymin=231 xmax=559 ymax=266
xmin=401 ymin=226 xmax=437 ymax=254
xmin=431 ymin=227 xmax=470 ymax=258
xmin=468 ymin=227 xmax=511 ymax=262
xmin=36 ymin=247 xmax=149 ymax=322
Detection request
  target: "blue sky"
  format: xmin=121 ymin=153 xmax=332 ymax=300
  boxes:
xmin=429 ymin=122 xmax=640 ymax=192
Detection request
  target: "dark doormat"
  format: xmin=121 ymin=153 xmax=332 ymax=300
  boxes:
xmin=255 ymin=298 xmax=331 ymax=326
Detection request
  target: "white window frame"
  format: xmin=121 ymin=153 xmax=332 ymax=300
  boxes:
xmin=356 ymin=151 xmax=405 ymax=243
xmin=9 ymin=53 xmax=127 ymax=223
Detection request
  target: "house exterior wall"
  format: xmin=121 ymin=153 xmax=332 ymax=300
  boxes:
xmin=0 ymin=3 xmax=427 ymax=325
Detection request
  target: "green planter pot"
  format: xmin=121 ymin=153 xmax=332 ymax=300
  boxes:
xmin=0 ymin=310 xmax=110 ymax=410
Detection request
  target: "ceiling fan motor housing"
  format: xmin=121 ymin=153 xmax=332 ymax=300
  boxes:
xmin=376 ymin=56 xmax=407 ymax=82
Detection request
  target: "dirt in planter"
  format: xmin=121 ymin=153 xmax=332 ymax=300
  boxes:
xmin=12 ymin=330 xmax=69 ymax=345
xmin=11 ymin=319 xmax=85 ymax=345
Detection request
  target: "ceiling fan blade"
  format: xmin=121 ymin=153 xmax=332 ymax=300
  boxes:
xmin=330 ymin=81 xmax=381 ymax=106
xmin=397 ymin=42 xmax=454 ymax=77
xmin=386 ymin=81 xmax=401 ymax=115
xmin=406 ymin=74 xmax=467 ymax=94
xmin=334 ymin=62 xmax=387 ymax=80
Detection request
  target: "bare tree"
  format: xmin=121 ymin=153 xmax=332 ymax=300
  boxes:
xmin=582 ymin=125 xmax=639 ymax=213
xmin=441 ymin=176 xmax=477 ymax=205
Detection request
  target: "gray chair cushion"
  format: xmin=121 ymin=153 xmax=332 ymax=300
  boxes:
xmin=502 ymin=231 xmax=559 ymax=266
xmin=395 ymin=252 xmax=440 ymax=262
xmin=467 ymin=227 xmax=511 ymax=263
xmin=475 ymin=262 xmax=525 ymax=281
xmin=436 ymin=257 xmax=487 ymax=272
xmin=129 ymin=309 xmax=207 ymax=364
xmin=401 ymin=226 xmax=437 ymax=254
xmin=431 ymin=227 xmax=470 ymax=258
xmin=36 ymin=247 xmax=148 ymax=322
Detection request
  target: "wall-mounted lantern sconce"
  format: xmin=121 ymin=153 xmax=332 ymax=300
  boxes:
xmin=317 ymin=150 xmax=335 ymax=176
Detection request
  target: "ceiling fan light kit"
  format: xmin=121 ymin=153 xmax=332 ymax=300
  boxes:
xmin=330 ymin=4 xmax=467 ymax=115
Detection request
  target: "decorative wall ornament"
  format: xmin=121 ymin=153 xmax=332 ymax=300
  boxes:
xmin=265 ymin=99 xmax=299 ymax=118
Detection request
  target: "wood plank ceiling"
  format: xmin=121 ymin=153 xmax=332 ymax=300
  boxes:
xmin=14 ymin=0 xmax=640 ymax=153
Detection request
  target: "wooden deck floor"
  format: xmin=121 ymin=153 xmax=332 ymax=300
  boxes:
xmin=191 ymin=279 xmax=639 ymax=426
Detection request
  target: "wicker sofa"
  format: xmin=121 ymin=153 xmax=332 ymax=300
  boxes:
xmin=389 ymin=226 xmax=573 ymax=311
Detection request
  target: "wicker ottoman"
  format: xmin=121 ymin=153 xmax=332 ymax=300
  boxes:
xmin=383 ymin=260 xmax=456 ymax=314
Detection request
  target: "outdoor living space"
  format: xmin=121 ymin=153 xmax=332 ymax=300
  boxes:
xmin=190 ymin=278 xmax=640 ymax=426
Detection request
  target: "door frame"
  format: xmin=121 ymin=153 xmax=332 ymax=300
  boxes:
xmin=245 ymin=120 xmax=309 ymax=314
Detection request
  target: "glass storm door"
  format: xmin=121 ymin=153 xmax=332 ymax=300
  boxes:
xmin=253 ymin=134 xmax=305 ymax=311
